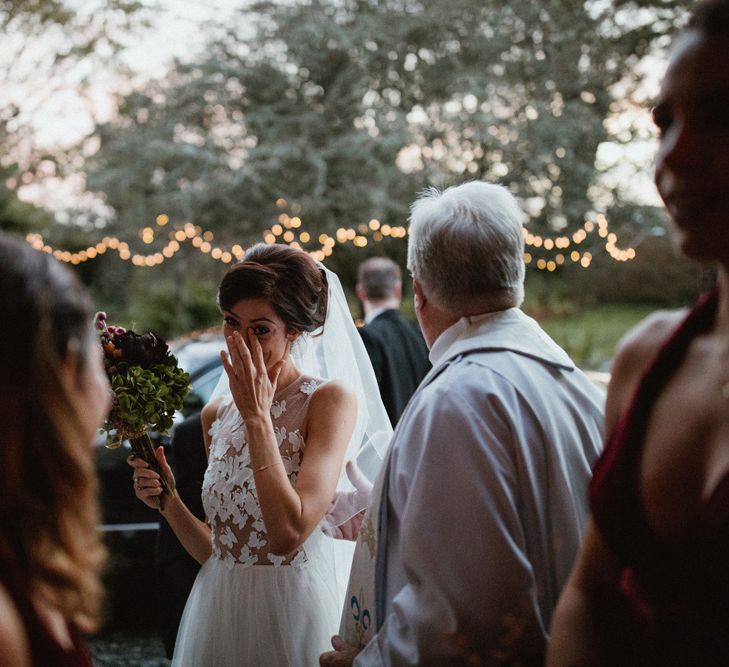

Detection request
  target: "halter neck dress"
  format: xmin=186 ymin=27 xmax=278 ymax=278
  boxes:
xmin=171 ymin=374 xmax=348 ymax=666
xmin=590 ymin=288 xmax=729 ymax=664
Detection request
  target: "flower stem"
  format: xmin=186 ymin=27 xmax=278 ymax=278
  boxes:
xmin=129 ymin=431 xmax=171 ymax=509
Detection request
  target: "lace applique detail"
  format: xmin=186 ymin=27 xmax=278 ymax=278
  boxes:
xmin=202 ymin=377 xmax=321 ymax=568
xmin=271 ymin=399 xmax=286 ymax=419
xmin=300 ymin=379 xmax=321 ymax=395
xmin=208 ymin=416 xmax=224 ymax=442
xmin=267 ymin=553 xmax=285 ymax=567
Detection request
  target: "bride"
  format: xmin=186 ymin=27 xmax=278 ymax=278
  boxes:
xmin=129 ymin=243 xmax=391 ymax=666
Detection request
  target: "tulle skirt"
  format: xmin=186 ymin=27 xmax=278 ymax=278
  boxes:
xmin=171 ymin=548 xmax=349 ymax=667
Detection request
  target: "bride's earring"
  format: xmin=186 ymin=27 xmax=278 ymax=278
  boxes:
xmin=285 ymin=332 xmax=299 ymax=357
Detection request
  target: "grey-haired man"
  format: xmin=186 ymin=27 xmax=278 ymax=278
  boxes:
xmin=322 ymin=181 xmax=604 ymax=666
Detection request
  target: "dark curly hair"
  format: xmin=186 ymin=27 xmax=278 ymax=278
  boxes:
xmin=218 ymin=243 xmax=329 ymax=334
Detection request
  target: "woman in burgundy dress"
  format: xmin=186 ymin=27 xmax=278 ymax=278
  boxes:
xmin=548 ymin=2 xmax=729 ymax=664
xmin=0 ymin=235 xmax=111 ymax=666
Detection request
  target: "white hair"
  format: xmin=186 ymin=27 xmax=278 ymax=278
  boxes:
xmin=406 ymin=181 xmax=525 ymax=312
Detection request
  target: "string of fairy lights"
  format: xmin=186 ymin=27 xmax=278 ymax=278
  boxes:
xmin=24 ymin=199 xmax=637 ymax=272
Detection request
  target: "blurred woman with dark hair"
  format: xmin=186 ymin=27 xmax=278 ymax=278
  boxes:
xmin=130 ymin=243 xmax=391 ymax=666
xmin=548 ymin=2 xmax=729 ymax=663
xmin=0 ymin=234 xmax=111 ymax=666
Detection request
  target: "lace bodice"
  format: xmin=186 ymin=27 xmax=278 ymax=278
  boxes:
xmin=202 ymin=374 xmax=323 ymax=569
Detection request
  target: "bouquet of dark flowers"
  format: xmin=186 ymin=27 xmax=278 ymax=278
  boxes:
xmin=95 ymin=312 xmax=190 ymax=502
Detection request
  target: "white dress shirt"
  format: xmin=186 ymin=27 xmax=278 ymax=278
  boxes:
xmin=364 ymin=306 xmax=389 ymax=325
xmin=354 ymin=308 xmax=604 ymax=665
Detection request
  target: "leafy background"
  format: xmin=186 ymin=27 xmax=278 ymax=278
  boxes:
xmin=1 ymin=0 xmax=704 ymax=369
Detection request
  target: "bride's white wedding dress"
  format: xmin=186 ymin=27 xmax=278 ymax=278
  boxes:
xmin=172 ymin=374 xmax=349 ymax=666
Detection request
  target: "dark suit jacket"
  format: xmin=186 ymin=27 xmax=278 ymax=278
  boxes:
xmin=155 ymin=413 xmax=207 ymax=658
xmin=359 ymin=309 xmax=431 ymax=426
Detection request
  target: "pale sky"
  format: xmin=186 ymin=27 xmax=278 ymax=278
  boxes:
xmin=7 ymin=0 xmax=243 ymax=210
xmin=5 ymin=0 xmax=243 ymax=149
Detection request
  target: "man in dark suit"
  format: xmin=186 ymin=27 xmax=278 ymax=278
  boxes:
xmin=357 ymin=257 xmax=431 ymax=426
xmin=155 ymin=413 xmax=207 ymax=658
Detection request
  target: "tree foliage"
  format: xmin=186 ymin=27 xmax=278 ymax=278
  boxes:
xmin=84 ymin=35 xmax=417 ymax=246
xmin=70 ymin=0 xmax=700 ymax=334
xmin=0 ymin=164 xmax=52 ymax=233
xmin=1 ymin=0 xmax=144 ymax=166
xmin=1 ymin=0 xmax=145 ymax=246
xmin=84 ymin=0 xmax=690 ymax=241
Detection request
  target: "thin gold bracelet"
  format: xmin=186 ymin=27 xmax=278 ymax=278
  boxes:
xmin=254 ymin=461 xmax=282 ymax=474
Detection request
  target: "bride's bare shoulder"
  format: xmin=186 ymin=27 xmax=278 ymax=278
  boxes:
xmin=200 ymin=396 xmax=226 ymax=451
xmin=202 ymin=396 xmax=224 ymax=425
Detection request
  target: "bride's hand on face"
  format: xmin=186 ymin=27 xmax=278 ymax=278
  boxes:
xmin=221 ymin=330 xmax=291 ymax=421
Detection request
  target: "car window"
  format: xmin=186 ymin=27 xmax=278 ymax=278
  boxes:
xmin=192 ymin=365 xmax=224 ymax=406
xmin=173 ymin=339 xmax=224 ymax=376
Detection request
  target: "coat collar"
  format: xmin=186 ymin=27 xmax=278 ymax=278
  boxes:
xmin=427 ymin=307 xmax=575 ymax=375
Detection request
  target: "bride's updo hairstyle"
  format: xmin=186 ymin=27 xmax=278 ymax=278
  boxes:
xmin=218 ymin=243 xmax=329 ymax=335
